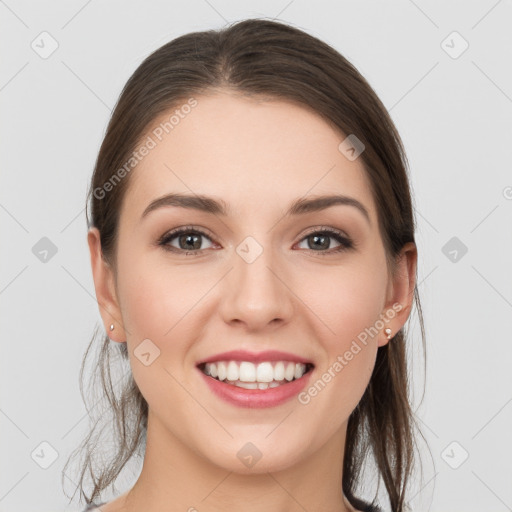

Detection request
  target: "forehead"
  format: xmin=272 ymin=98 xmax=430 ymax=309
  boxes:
xmin=121 ymin=91 xmax=376 ymax=225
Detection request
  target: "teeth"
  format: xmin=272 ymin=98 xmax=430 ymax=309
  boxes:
xmin=209 ymin=363 xmax=218 ymax=378
xmin=239 ymin=361 xmax=256 ymax=382
xmin=294 ymin=363 xmax=305 ymax=379
xmin=216 ymin=361 xmax=227 ymax=381
xmin=284 ymin=362 xmax=295 ymax=381
xmin=214 ymin=380 xmax=286 ymax=389
xmin=226 ymin=361 xmax=238 ymax=381
xmin=274 ymin=361 xmax=285 ymax=381
xmin=202 ymin=360 xmax=310 ymax=383
xmin=234 ymin=381 xmax=258 ymax=389
xmin=256 ymin=362 xmax=274 ymax=382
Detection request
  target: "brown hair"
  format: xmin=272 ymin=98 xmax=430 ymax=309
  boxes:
xmin=63 ymin=18 xmax=428 ymax=512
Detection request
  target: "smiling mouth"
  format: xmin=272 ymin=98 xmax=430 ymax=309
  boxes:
xmin=197 ymin=361 xmax=315 ymax=389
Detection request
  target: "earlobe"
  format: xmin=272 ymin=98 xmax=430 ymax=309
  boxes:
xmin=377 ymin=327 xmax=393 ymax=348
xmin=87 ymin=227 xmax=126 ymax=343
xmin=379 ymin=242 xmax=417 ymax=347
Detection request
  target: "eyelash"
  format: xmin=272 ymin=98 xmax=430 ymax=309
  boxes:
xmin=157 ymin=225 xmax=355 ymax=256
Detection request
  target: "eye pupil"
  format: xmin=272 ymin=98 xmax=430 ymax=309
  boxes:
xmin=161 ymin=228 xmax=349 ymax=256
xmin=310 ymin=234 xmax=329 ymax=250
xmin=180 ymin=233 xmax=201 ymax=250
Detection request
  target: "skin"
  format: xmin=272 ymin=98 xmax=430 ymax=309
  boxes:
xmin=88 ymin=90 xmax=417 ymax=512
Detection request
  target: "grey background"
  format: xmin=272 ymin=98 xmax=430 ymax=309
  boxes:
xmin=1 ymin=1 xmax=511 ymax=511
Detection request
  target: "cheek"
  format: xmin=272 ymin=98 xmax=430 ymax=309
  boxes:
xmin=296 ymin=258 xmax=387 ymax=347
xmin=295 ymin=265 xmax=383 ymax=421
xmin=117 ymin=245 xmax=208 ymax=338
xmin=116 ymin=255 xmax=214 ymax=393
xmin=116 ymin=260 xmax=205 ymax=413
xmin=291 ymin=258 xmax=386 ymax=411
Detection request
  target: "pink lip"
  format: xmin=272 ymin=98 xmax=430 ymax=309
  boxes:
xmin=196 ymin=349 xmax=313 ymax=366
xmin=196 ymin=366 xmax=314 ymax=408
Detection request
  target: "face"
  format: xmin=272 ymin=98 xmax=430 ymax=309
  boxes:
xmin=88 ymin=91 xmax=415 ymax=475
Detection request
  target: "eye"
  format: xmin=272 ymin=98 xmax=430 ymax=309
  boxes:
xmin=295 ymin=227 xmax=354 ymax=255
xmin=158 ymin=226 xmax=215 ymax=254
xmin=157 ymin=225 xmax=355 ymax=256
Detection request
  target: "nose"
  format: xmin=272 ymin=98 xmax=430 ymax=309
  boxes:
xmin=218 ymin=243 xmax=294 ymax=332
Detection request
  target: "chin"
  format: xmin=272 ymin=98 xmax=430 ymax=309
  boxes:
xmin=203 ymin=439 xmax=308 ymax=475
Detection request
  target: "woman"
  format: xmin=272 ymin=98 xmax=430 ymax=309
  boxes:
xmin=64 ymin=18 xmax=426 ymax=512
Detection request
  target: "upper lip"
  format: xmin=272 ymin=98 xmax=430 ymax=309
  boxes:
xmin=196 ymin=349 xmax=314 ymax=367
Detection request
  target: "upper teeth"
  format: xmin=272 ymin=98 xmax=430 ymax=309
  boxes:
xmin=202 ymin=361 xmax=309 ymax=382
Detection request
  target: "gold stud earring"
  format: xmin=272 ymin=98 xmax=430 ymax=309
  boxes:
xmin=385 ymin=328 xmax=392 ymax=340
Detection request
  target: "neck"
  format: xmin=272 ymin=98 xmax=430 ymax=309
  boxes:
xmin=122 ymin=410 xmax=355 ymax=512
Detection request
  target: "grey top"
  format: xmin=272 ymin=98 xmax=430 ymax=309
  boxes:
xmin=83 ymin=503 xmax=106 ymax=511
xmin=82 ymin=499 xmax=382 ymax=511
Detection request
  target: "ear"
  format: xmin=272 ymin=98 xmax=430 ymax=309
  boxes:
xmin=87 ymin=227 xmax=126 ymax=343
xmin=378 ymin=241 xmax=417 ymax=347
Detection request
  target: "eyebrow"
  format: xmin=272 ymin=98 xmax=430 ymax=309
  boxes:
xmin=141 ymin=192 xmax=371 ymax=225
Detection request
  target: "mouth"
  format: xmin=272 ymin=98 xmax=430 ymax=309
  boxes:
xmin=196 ymin=360 xmax=315 ymax=390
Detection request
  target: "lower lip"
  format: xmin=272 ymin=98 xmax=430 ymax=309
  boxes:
xmin=196 ymin=366 xmax=314 ymax=408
